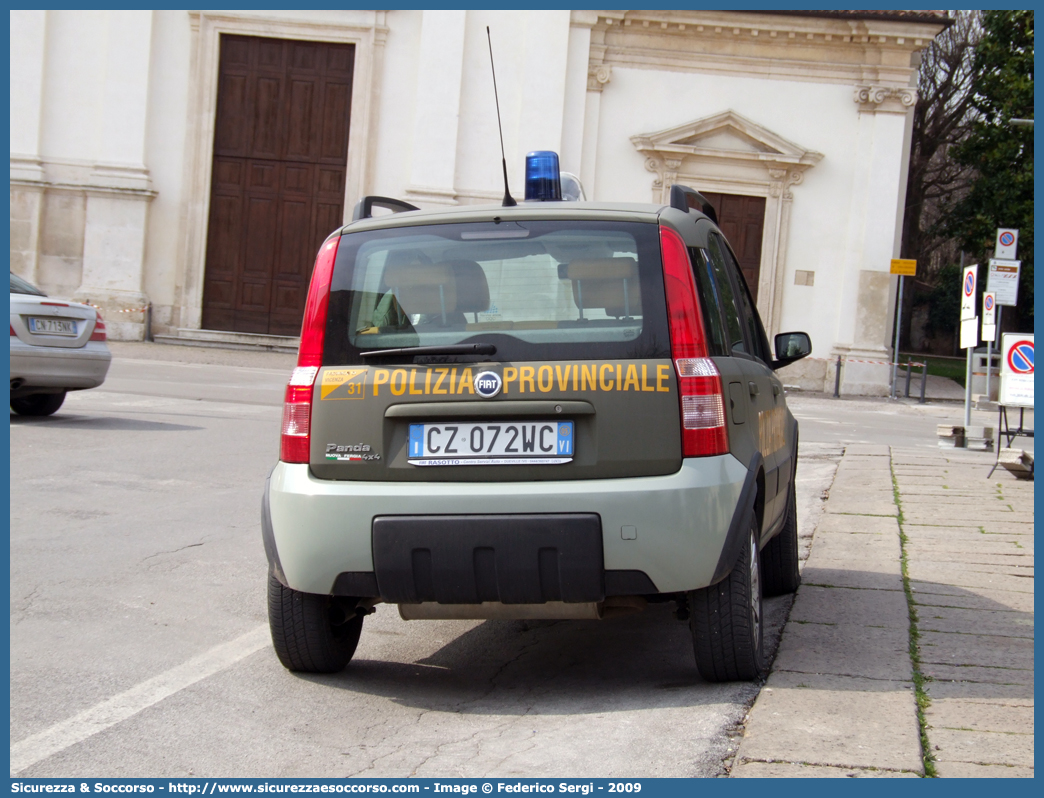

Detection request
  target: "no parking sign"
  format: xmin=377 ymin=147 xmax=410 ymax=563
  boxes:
xmin=999 ymin=333 xmax=1034 ymax=407
xmin=995 ymin=228 xmax=1019 ymax=259
xmin=982 ymin=292 xmax=996 ymax=342
xmin=960 ymin=264 xmax=977 ymax=320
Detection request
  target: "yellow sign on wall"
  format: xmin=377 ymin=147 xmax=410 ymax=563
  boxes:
xmin=890 ymin=259 xmax=917 ymax=276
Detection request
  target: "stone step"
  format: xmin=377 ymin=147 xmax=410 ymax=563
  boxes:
xmin=153 ymin=328 xmax=300 ymax=354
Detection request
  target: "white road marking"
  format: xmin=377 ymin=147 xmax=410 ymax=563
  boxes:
xmin=10 ymin=625 xmax=270 ymax=775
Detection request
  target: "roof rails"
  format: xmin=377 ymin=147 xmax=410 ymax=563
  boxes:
xmin=351 ymin=195 xmax=420 ymax=222
xmin=669 ymin=185 xmax=718 ymax=225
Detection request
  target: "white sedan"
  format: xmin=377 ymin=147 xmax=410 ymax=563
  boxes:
xmin=10 ymin=272 xmax=112 ymax=416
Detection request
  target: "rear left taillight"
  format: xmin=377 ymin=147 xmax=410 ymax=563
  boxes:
xmin=660 ymin=225 xmax=729 ymax=457
xmin=90 ymin=313 xmax=107 ymax=342
xmin=280 ymin=234 xmax=341 ymax=463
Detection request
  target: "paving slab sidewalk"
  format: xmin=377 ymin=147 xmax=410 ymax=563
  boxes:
xmin=731 ymin=444 xmax=1034 ymax=778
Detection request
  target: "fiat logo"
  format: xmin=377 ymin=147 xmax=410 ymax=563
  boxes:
xmin=474 ymin=371 xmax=502 ymax=398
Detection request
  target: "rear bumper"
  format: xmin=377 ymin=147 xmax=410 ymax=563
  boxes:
xmin=266 ymin=455 xmax=748 ymax=596
xmin=9 ymin=341 xmax=111 ymax=391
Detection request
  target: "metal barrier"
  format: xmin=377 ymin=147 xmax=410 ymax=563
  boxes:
xmin=826 ymin=355 xmax=927 ymax=403
xmin=900 ymin=359 xmax=928 ymax=404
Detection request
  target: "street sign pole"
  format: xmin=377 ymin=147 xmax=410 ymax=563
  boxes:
xmin=891 ymin=275 xmax=904 ymax=399
xmin=964 ymin=346 xmax=973 ymax=426
xmin=959 ymin=252 xmax=972 ymax=428
xmin=983 ymin=291 xmax=997 ymax=401
xmin=888 ymin=259 xmax=916 ymax=400
xmin=986 ymin=340 xmax=993 ymax=400
xmin=994 ymin=305 xmax=1003 ymax=398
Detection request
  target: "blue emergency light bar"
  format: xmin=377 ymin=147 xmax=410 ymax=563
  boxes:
xmin=525 ymin=151 xmax=562 ymax=201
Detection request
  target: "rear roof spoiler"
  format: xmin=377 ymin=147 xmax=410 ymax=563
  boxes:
xmin=669 ymin=185 xmax=718 ymax=225
xmin=351 ymin=195 xmax=420 ymax=222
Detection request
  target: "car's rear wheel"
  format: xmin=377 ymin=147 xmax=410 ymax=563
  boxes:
xmin=761 ymin=477 xmax=800 ymax=596
xmin=689 ymin=515 xmax=765 ymax=682
xmin=10 ymin=391 xmax=66 ymax=416
xmin=267 ymin=574 xmax=364 ymax=673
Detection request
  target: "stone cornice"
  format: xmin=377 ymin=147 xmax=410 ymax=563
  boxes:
xmin=569 ymin=10 xmax=599 ymax=29
xmin=187 ymin=10 xmax=388 ymax=40
xmin=403 ymin=185 xmax=458 ymax=207
xmin=10 ymin=178 xmax=157 ymax=201
xmin=585 ymin=9 xmax=945 ymax=87
xmin=10 ymin=156 xmax=157 ymax=200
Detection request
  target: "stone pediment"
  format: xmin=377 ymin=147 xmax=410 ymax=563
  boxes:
xmin=631 ymin=110 xmax=824 ymax=338
xmin=631 ymin=109 xmax=822 ymax=168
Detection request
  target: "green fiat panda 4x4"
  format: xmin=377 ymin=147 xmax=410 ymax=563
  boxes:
xmin=263 ymin=155 xmax=811 ymax=682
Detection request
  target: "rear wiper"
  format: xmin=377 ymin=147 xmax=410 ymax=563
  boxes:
xmin=359 ymin=343 xmax=497 ymax=359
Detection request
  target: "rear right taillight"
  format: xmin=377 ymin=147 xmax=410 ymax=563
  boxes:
xmin=89 ymin=313 xmax=107 ymax=342
xmin=280 ymin=234 xmax=341 ymax=463
xmin=660 ymin=225 xmax=729 ymax=457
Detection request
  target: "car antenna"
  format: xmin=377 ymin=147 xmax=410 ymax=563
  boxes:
xmin=486 ymin=26 xmax=517 ymax=207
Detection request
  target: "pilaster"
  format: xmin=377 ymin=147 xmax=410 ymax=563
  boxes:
xmin=833 ymin=92 xmax=913 ymax=395
xmin=10 ymin=11 xmax=48 ymax=283
xmin=404 ymin=10 xmax=467 ymax=207
xmin=71 ymin=11 xmax=157 ymax=340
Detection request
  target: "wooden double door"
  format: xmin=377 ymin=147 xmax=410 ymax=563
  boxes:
xmin=202 ymin=34 xmax=355 ymax=335
xmin=701 ymin=192 xmax=766 ymax=302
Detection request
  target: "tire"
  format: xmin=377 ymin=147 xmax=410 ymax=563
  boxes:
xmin=267 ymin=573 xmax=364 ymax=673
xmin=689 ymin=515 xmax=765 ymax=682
xmin=11 ymin=391 xmax=66 ymax=416
xmin=761 ymin=477 xmax=801 ymax=597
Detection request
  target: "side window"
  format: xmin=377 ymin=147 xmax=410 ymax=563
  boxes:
xmin=716 ymin=235 xmax=770 ymax=363
xmin=703 ymin=235 xmax=748 ymax=355
xmin=688 ymin=248 xmax=727 ymax=357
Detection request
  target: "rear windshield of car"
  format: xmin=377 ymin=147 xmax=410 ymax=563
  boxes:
xmin=323 ymin=220 xmax=669 ymax=364
xmin=10 ymin=273 xmax=46 ymax=297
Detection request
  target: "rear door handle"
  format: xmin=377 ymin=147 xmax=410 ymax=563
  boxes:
xmin=748 ymin=381 xmax=759 ymax=398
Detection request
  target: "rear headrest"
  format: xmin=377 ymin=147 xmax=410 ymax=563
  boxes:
xmin=439 ymin=259 xmax=490 ymax=313
xmin=383 ymin=262 xmax=457 ymax=316
xmin=566 ymin=258 xmax=641 ymax=317
xmin=565 ymin=258 xmax=638 ymax=281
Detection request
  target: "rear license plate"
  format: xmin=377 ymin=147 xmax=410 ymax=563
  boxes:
xmin=28 ymin=317 xmax=77 ymax=336
xmin=408 ymin=421 xmax=574 ymax=466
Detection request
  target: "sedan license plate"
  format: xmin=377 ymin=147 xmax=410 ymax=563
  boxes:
xmin=28 ymin=317 xmax=77 ymax=336
xmin=408 ymin=421 xmax=574 ymax=466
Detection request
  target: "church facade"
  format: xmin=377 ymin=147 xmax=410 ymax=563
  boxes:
xmin=10 ymin=9 xmax=948 ymax=393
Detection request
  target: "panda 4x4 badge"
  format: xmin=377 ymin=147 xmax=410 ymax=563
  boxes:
xmin=325 ymin=443 xmax=381 ymax=462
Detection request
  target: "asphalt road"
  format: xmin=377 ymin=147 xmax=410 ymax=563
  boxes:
xmin=11 ymin=343 xmax=1025 ymax=777
xmin=10 ymin=346 xmax=822 ymax=778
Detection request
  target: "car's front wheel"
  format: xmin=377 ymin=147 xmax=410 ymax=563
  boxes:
xmin=10 ymin=391 xmax=66 ymax=416
xmin=267 ymin=574 xmax=364 ymax=673
xmin=689 ymin=514 xmax=765 ymax=682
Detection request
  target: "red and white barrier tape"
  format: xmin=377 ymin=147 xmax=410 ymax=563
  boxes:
xmin=86 ymin=303 xmax=150 ymax=314
xmin=807 ymin=355 xmax=926 ymax=367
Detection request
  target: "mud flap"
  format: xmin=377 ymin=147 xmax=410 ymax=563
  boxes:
xmin=261 ymin=467 xmax=287 ymax=587
xmin=709 ymin=451 xmax=763 ymax=585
